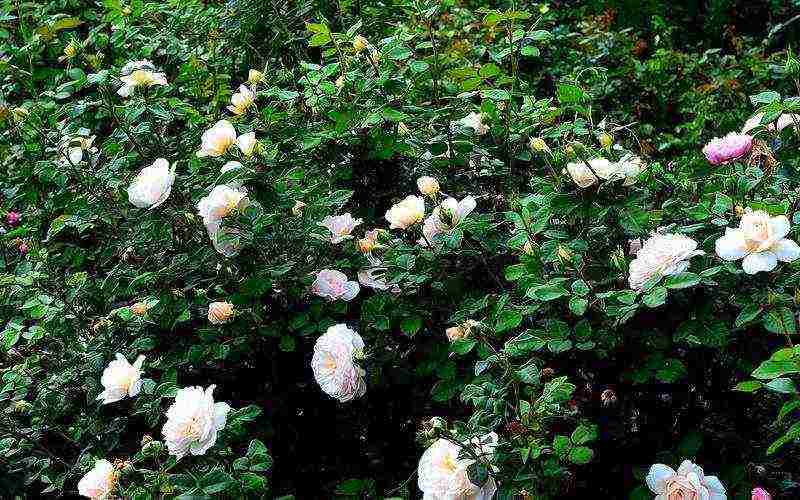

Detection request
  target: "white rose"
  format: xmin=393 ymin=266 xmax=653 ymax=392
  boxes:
xmin=197 ymin=120 xmax=237 ymax=158
xmin=127 ymin=158 xmax=175 ymax=209
xmin=77 ymin=459 xmax=117 ymax=500
xmin=311 ymin=324 xmax=367 ymax=402
xmin=237 ymin=131 xmax=257 ymax=157
xmin=385 ymin=195 xmax=425 ymax=230
xmin=629 ymin=233 xmax=704 ymax=290
xmin=417 ymin=433 xmax=499 ymax=500
xmin=162 ymin=385 xmax=231 ymax=460
xmin=227 ymin=84 xmax=255 ymax=115
xmin=420 ymin=196 xmax=476 ymax=245
xmin=95 ymin=353 xmax=145 ymax=404
xmin=452 ymin=112 xmax=488 ymax=136
xmin=565 ymin=158 xmax=616 ymax=188
xmin=117 ymin=60 xmax=167 ymax=98
xmin=715 ymin=209 xmax=800 ymax=274
xmin=197 ymin=185 xmax=248 ymax=224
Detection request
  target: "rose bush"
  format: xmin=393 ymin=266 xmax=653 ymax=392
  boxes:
xmin=1 ymin=0 xmax=800 ymax=498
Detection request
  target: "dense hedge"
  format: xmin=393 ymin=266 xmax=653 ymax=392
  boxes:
xmin=2 ymin=1 xmax=800 ymax=498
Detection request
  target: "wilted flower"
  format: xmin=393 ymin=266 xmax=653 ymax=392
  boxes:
xmin=715 ymin=209 xmax=800 ymax=274
xmin=614 ymin=154 xmax=645 ymax=186
xmin=292 ymin=200 xmax=306 ymax=216
xmin=417 ymin=176 xmax=440 ymax=197
xmin=78 ymin=459 xmax=117 ymax=500
xmin=742 ymin=112 xmax=800 ymax=134
xmin=237 ymin=131 xmax=258 ymax=157
xmin=420 ymin=196 xmax=477 ymax=245
xmin=530 ymin=137 xmax=551 ymax=154
xmin=446 ymin=320 xmax=479 ymax=342
xmin=628 ymin=233 xmax=704 ymax=290
xmin=319 ymin=213 xmax=363 ymax=243
xmin=127 ymin=158 xmax=175 ymax=209
xmin=600 ymin=388 xmax=617 ymax=406
xmin=646 ymin=460 xmax=726 ymax=500
xmin=311 ymin=269 xmax=360 ymax=301
xmin=130 ymin=302 xmax=149 ymax=316
xmin=417 ymin=433 xmax=499 ymax=500
xmin=227 ymin=84 xmax=255 ymax=115
xmin=247 ymin=69 xmax=264 ymax=86
xmin=162 ymin=385 xmax=230 ymax=460
xmin=311 ymin=324 xmax=367 ymax=402
xmin=357 ymin=229 xmax=381 ymax=254
xmin=702 ymin=133 xmax=753 ymax=165
xmin=96 ymin=353 xmax=145 ymax=404
xmin=205 ymin=220 xmax=243 ymax=258
xmin=197 ymin=185 xmax=248 ymax=225
xmin=117 ymin=60 xmax=167 ymax=97
xmin=385 ymin=195 xmax=425 ymax=230
xmin=358 ymin=267 xmax=400 ymax=292
xmin=197 ymin=120 xmax=237 ymax=158
xmin=208 ymin=301 xmax=234 ymax=324
xmin=353 ymin=35 xmax=369 ymax=53
xmin=752 ymin=487 xmax=771 ymax=500
xmin=6 ymin=211 xmax=20 ymax=226
xmin=453 ymin=112 xmax=488 ymax=136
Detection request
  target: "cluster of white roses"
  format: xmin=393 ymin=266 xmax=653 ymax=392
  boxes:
xmin=83 ymin=353 xmax=230 ymax=499
xmin=628 ymin=209 xmax=799 ymax=291
xmin=566 ymin=153 xmax=645 ymax=188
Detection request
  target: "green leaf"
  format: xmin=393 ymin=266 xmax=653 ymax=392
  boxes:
xmin=568 ymin=446 xmax=594 ymax=464
xmin=750 ymin=90 xmax=781 ymax=105
xmin=388 ymin=47 xmax=412 ymax=60
xmin=570 ymin=423 xmax=597 ymax=445
xmin=569 ymin=297 xmax=588 ymax=315
xmin=400 ymin=316 xmax=423 ymax=336
xmin=496 ymin=309 xmax=523 ymax=333
xmin=664 ymin=272 xmax=700 ymax=289
xmin=552 ymin=435 xmax=570 ymax=457
xmin=762 ymin=307 xmax=797 ymax=335
xmin=642 ymin=287 xmax=667 ymax=308
xmin=733 ymin=380 xmax=763 ymax=392
xmin=765 ymin=378 xmax=797 ymax=394
xmin=735 ymin=304 xmax=762 ymax=327
xmin=752 ymin=359 xmax=800 ymax=380
xmin=451 ymin=339 xmax=477 ymax=355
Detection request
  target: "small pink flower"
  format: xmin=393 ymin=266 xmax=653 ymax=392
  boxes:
xmin=18 ymin=243 xmax=28 ymax=255
xmin=6 ymin=211 xmax=20 ymax=226
xmin=311 ymin=269 xmax=360 ymax=301
xmin=702 ymin=132 xmax=753 ymax=165
xmin=752 ymin=487 xmax=771 ymax=500
xmin=318 ymin=213 xmax=363 ymax=244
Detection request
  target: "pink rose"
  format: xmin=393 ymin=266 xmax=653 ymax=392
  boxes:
xmin=752 ymin=487 xmax=771 ymax=500
xmin=702 ymin=132 xmax=753 ymax=165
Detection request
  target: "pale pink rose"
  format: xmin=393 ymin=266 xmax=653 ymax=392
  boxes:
xmin=419 ymin=196 xmax=476 ymax=246
xmin=127 ymin=158 xmax=175 ymax=209
xmin=445 ymin=320 xmax=479 ymax=342
xmin=646 ymin=460 xmax=726 ymax=500
xmin=417 ymin=176 xmax=440 ymax=196
xmin=629 ymin=233 xmax=704 ymax=290
xmin=565 ymin=158 xmax=615 ymax=188
xmin=752 ymin=487 xmax=771 ymax=500
xmin=742 ymin=112 xmax=800 ymax=134
xmin=417 ymin=433 xmax=499 ymax=500
xmin=162 ymin=385 xmax=230 ymax=460
xmin=715 ymin=209 xmax=800 ymax=274
xmin=236 ymin=131 xmax=257 ymax=157
xmin=208 ymin=301 xmax=234 ymax=324
xmin=319 ymin=213 xmax=363 ymax=243
xmin=702 ymin=133 xmax=753 ymax=165
xmin=385 ymin=195 xmax=425 ymax=229
xmin=197 ymin=120 xmax=237 ymax=158
xmin=77 ymin=459 xmax=117 ymax=499
xmin=311 ymin=324 xmax=367 ymax=402
xmin=96 ymin=353 xmax=145 ymax=404
xmin=311 ymin=269 xmax=360 ymax=301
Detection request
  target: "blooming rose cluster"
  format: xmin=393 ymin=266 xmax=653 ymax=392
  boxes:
xmin=566 ymin=154 xmax=644 ymax=188
xmin=628 ymin=233 xmax=704 ymax=290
